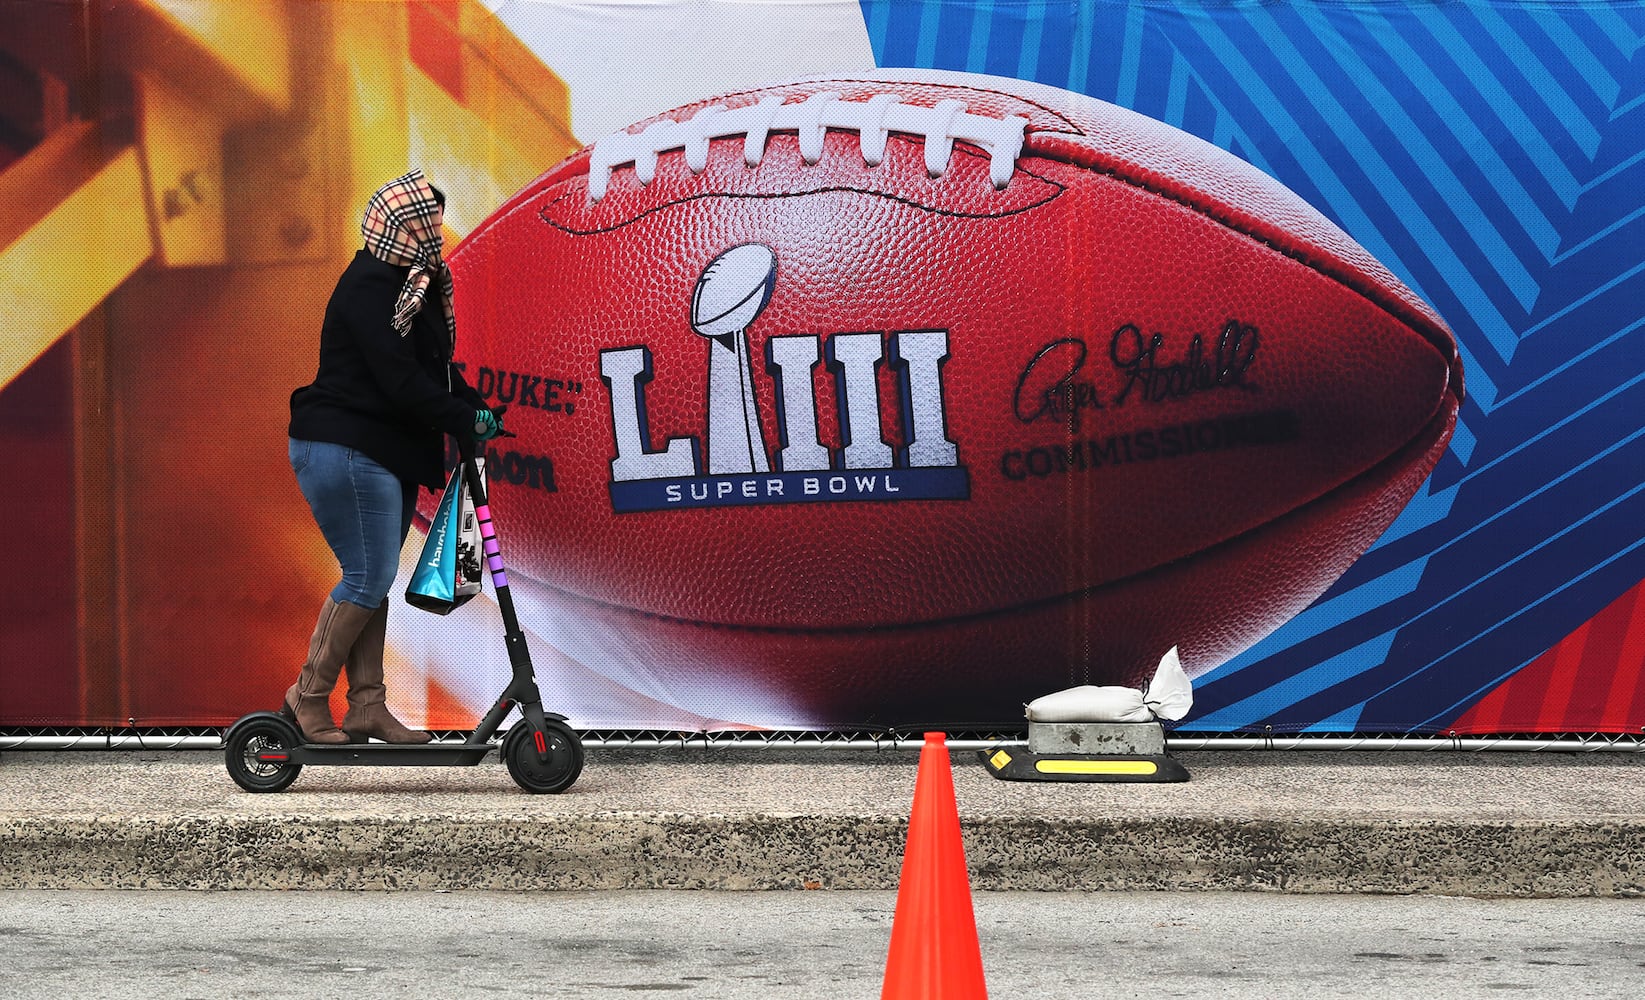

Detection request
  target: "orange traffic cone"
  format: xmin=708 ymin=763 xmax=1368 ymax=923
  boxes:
xmin=881 ymin=732 xmax=988 ymax=1000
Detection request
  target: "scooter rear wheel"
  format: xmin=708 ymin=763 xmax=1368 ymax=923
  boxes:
xmin=224 ymin=715 xmax=303 ymax=793
xmin=503 ymin=718 xmax=583 ymax=794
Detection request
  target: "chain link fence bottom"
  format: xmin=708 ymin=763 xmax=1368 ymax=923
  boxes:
xmin=3 ymin=727 xmax=1645 ymax=752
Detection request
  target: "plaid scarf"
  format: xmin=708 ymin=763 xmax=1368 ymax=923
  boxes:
xmin=360 ymin=169 xmax=457 ymax=344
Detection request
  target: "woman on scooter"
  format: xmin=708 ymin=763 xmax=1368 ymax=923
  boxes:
xmin=283 ymin=169 xmax=502 ymax=745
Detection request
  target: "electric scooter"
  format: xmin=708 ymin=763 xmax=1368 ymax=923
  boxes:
xmin=223 ymin=429 xmax=583 ymax=794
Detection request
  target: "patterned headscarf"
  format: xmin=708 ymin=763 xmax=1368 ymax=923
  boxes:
xmin=360 ymin=168 xmax=457 ymax=344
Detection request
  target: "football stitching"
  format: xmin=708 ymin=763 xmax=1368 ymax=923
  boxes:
xmin=586 ymin=91 xmax=1031 ymax=200
xmin=536 ymin=149 xmax=1068 ymax=236
xmin=779 ymin=79 xmax=1450 ymax=364
xmin=543 ymin=76 xmax=1456 ymax=376
xmin=716 ymin=77 xmax=1086 ymax=135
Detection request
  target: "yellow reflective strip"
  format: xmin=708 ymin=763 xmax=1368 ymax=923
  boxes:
xmin=1035 ymin=758 xmax=1158 ymax=776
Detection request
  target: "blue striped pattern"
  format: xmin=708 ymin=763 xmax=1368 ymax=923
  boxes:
xmin=861 ymin=0 xmax=1645 ymax=732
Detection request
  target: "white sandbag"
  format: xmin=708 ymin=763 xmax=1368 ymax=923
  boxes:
xmin=1026 ymin=685 xmax=1156 ymax=723
xmin=1025 ymin=647 xmax=1193 ymax=723
xmin=1142 ymin=646 xmax=1193 ymax=722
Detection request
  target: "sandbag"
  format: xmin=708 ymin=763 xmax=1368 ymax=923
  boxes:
xmin=1024 ymin=647 xmax=1192 ymax=723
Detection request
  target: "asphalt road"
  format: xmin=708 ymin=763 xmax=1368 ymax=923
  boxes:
xmin=2 ymin=890 xmax=1642 ymax=998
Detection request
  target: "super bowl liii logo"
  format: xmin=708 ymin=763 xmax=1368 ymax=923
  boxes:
xmin=599 ymin=244 xmax=970 ymax=514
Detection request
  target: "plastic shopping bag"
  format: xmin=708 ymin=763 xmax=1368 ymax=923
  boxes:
xmin=405 ymin=459 xmax=486 ymax=615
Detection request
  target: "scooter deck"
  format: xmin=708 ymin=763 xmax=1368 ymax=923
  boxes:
xmin=280 ymin=742 xmax=493 ymax=767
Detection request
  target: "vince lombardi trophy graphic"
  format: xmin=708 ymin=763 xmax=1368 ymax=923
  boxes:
xmin=691 ymin=244 xmax=777 ymax=474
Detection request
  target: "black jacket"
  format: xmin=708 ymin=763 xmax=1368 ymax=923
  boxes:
xmin=289 ymin=250 xmax=483 ymax=490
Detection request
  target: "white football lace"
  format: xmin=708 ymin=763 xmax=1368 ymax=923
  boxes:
xmin=586 ymin=91 xmax=1030 ymax=201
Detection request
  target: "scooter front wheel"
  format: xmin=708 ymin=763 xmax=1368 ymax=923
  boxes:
xmin=503 ymin=718 xmax=583 ymax=794
xmin=224 ymin=713 xmax=303 ymax=793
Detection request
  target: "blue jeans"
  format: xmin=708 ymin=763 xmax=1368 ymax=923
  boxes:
xmin=289 ymin=438 xmax=418 ymax=609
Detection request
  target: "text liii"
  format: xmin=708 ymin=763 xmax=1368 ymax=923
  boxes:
xmin=600 ymin=329 xmax=970 ymax=513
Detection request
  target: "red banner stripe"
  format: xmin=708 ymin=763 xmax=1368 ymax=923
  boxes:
xmin=1600 ymin=584 xmax=1645 ymax=732
xmin=1449 ymin=579 xmax=1645 ymax=734
xmin=1533 ymin=618 xmax=1592 ymax=733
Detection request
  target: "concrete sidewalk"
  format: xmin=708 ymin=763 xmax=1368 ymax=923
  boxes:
xmin=2 ymin=748 xmax=1642 ymax=895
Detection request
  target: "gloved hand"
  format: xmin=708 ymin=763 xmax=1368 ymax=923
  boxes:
xmin=472 ymin=408 xmax=503 ymax=441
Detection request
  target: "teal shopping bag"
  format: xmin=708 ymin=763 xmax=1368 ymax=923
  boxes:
xmin=405 ymin=459 xmax=486 ymax=615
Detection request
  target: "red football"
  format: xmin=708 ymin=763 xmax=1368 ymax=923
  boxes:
xmin=446 ymin=68 xmax=1463 ymax=728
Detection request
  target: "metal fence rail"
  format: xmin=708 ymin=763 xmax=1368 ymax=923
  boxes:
xmin=3 ymin=727 xmax=1644 ymax=752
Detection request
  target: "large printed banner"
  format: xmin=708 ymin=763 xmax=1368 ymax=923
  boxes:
xmin=0 ymin=0 xmax=1641 ymax=734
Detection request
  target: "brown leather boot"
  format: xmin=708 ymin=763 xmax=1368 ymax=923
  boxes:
xmin=282 ymin=597 xmax=376 ymax=744
xmin=340 ymin=599 xmax=433 ymax=744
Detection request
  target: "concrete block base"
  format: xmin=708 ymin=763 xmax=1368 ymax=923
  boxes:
xmin=1028 ymin=721 xmax=1165 ymax=756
